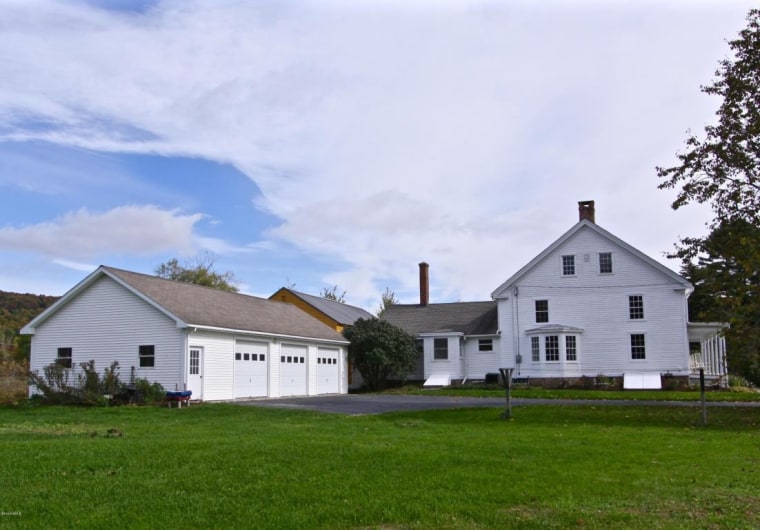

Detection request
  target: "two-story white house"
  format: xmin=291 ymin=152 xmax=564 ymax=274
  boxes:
xmin=383 ymin=201 xmax=727 ymax=388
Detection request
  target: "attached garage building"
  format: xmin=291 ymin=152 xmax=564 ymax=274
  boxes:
xmin=22 ymin=266 xmax=349 ymax=401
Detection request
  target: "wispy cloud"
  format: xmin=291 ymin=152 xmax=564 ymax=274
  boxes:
xmin=52 ymin=258 xmax=97 ymax=272
xmin=0 ymin=205 xmax=206 ymax=258
xmin=0 ymin=1 xmax=753 ymax=304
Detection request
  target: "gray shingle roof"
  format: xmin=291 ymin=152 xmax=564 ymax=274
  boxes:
xmin=280 ymin=289 xmax=374 ymax=325
xmin=103 ymin=267 xmax=346 ymax=343
xmin=382 ymin=301 xmax=498 ymax=336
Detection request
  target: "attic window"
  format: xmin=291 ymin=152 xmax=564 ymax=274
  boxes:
xmin=562 ymin=255 xmax=575 ymax=276
xmin=599 ymin=252 xmax=613 ymax=274
xmin=56 ymin=347 xmax=72 ymax=369
xmin=139 ymin=345 xmax=155 ymax=368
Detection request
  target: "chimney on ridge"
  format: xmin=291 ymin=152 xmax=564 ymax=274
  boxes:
xmin=419 ymin=262 xmax=429 ymax=306
xmin=578 ymin=200 xmax=595 ymax=223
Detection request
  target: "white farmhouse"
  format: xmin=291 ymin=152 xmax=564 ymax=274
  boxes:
xmin=383 ymin=201 xmax=727 ymax=388
xmin=22 ymin=266 xmax=349 ymax=400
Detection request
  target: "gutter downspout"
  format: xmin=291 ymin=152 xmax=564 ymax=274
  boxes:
xmin=461 ymin=335 xmax=467 ymax=384
xmin=513 ymin=286 xmax=520 ymax=376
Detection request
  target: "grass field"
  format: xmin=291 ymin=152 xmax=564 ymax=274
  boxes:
xmin=1 ymin=402 xmax=759 ymax=529
xmin=386 ymin=384 xmax=760 ymax=402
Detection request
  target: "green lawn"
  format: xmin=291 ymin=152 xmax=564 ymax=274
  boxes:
xmin=1 ymin=403 xmax=759 ymax=529
xmin=384 ymin=384 xmax=760 ymax=402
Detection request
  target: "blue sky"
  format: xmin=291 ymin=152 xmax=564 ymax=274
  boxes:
xmin=0 ymin=0 xmax=755 ymax=310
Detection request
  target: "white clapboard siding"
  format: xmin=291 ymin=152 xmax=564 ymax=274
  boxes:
xmin=464 ymin=338 xmax=501 ymax=379
xmin=497 ymin=225 xmax=691 ymax=378
xmin=423 ymin=336 xmax=463 ymax=379
xmin=188 ymin=330 xmax=235 ymax=401
xmin=30 ymin=276 xmax=183 ymax=392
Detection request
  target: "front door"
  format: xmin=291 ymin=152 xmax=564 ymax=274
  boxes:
xmin=188 ymin=347 xmax=203 ymax=399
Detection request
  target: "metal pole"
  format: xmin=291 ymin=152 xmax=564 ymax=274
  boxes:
xmin=700 ymin=368 xmax=707 ymax=426
xmin=499 ymin=368 xmax=513 ymax=419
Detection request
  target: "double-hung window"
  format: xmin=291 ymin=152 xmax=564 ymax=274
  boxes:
xmin=562 ymin=255 xmax=575 ymax=276
xmin=531 ymin=337 xmax=540 ymax=362
xmin=535 ymin=300 xmax=549 ymax=323
xmin=629 ymin=295 xmax=644 ymax=320
xmin=433 ymin=338 xmax=448 ymax=360
xmin=56 ymin=347 xmax=72 ymax=368
xmin=478 ymin=339 xmax=493 ymax=352
xmin=599 ymin=252 xmax=612 ymax=274
xmin=565 ymin=336 xmax=577 ymax=361
xmin=631 ymin=334 xmax=646 ymax=359
xmin=139 ymin=345 xmax=155 ymax=368
xmin=545 ymin=336 xmax=560 ymax=361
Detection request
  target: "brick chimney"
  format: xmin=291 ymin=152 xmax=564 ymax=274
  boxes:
xmin=419 ymin=262 xmax=429 ymax=306
xmin=578 ymin=200 xmax=595 ymax=223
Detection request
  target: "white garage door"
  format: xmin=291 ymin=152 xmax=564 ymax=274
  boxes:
xmin=317 ymin=347 xmax=341 ymax=394
xmin=280 ymin=344 xmax=307 ymax=396
xmin=234 ymin=341 xmax=269 ymax=398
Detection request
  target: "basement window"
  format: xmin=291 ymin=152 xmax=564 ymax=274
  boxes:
xmin=139 ymin=345 xmax=155 ymax=368
xmin=56 ymin=347 xmax=72 ymax=369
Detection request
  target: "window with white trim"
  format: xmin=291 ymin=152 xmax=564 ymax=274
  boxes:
xmin=631 ymin=334 xmax=646 ymax=360
xmin=562 ymin=255 xmax=575 ymax=276
xmin=531 ymin=336 xmax=540 ymax=362
xmin=545 ymin=336 xmax=559 ymax=361
xmin=535 ymin=300 xmax=549 ymax=323
xmin=139 ymin=345 xmax=155 ymax=368
xmin=433 ymin=338 xmax=448 ymax=360
xmin=565 ymin=336 xmax=577 ymax=361
xmin=599 ymin=252 xmax=612 ymax=274
xmin=478 ymin=339 xmax=493 ymax=352
xmin=629 ymin=295 xmax=644 ymax=320
xmin=57 ymin=347 xmax=72 ymax=368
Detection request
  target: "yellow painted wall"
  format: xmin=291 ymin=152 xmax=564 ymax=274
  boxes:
xmin=270 ymin=288 xmax=343 ymax=332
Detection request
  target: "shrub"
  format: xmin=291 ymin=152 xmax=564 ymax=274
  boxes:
xmin=0 ymin=359 xmax=28 ymax=404
xmin=29 ymin=360 xmax=165 ymax=406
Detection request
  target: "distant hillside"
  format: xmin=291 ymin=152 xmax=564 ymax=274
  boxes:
xmin=0 ymin=291 xmax=59 ymax=361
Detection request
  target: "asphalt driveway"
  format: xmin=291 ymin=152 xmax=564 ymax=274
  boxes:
xmin=236 ymin=393 xmax=760 ymax=415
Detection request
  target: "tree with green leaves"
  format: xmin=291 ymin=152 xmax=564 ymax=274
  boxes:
xmin=155 ymin=252 xmax=239 ymax=292
xmin=657 ymin=9 xmax=760 ymax=383
xmin=343 ymin=318 xmax=417 ymax=391
xmin=376 ymin=287 xmax=398 ymax=316
xmin=320 ymin=285 xmax=346 ymax=303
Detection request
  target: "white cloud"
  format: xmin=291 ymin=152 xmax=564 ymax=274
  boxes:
xmin=0 ymin=205 xmax=206 ymax=258
xmin=52 ymin=258 xmax=97 ymax=272
xmin=0 ymin=0 xmax=755 ymax=304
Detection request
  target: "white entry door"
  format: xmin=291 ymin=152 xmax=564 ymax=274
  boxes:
xmin=187 ymin=347 xmax=203 ymax=399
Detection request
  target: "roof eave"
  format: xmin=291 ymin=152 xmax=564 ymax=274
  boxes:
xmin=188 ymin=324 xmax=349 ymax=345
xmin=490 ymin=220 xmax=692 ymax=298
